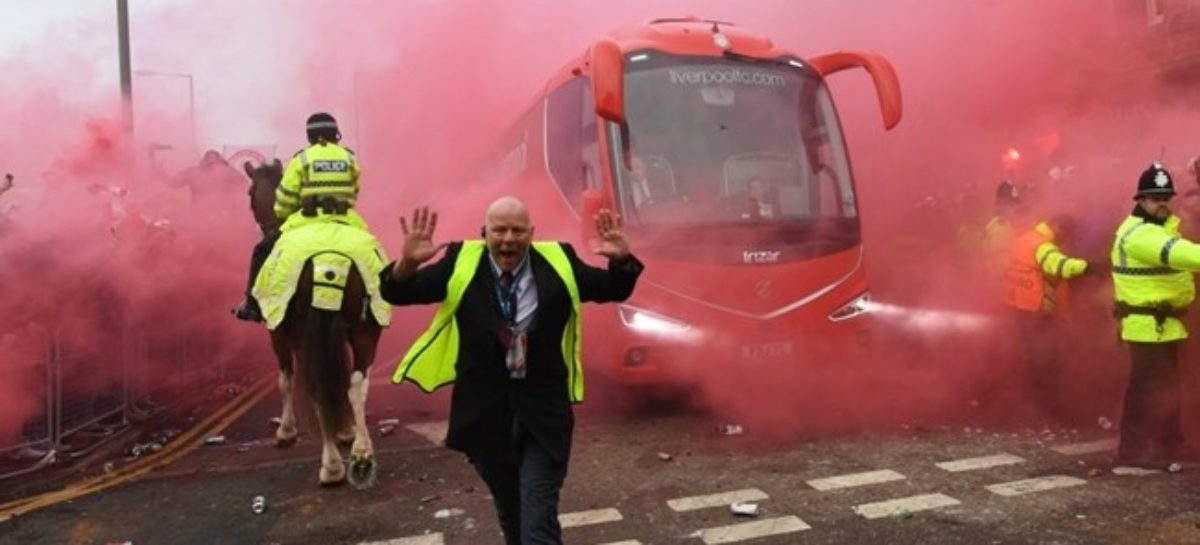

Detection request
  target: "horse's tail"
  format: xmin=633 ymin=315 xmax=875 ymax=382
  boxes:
xmin=298 ymin=267 xmax=352 ymax=440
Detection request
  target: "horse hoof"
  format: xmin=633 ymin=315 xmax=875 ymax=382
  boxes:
xmin=319 ymin=463 xmax=346 ymax=487
xmin=347 ymin=454 xmax=377 ymax=490
xmin=275 ymin=427 xmax=298 ymax=448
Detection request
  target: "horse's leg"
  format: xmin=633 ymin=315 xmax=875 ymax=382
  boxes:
xmin=292 ymin=316 xmax=345 ymax=486
xmin=345 ymin=273 xmax=382 ymax=489
xmin=270 ymin=327 xmax=298 ymax=446
xmin=348 ymin=319 xmax=381 ymax=460
xmin=291 ymin=263 xmax=347 ymax=486
xmin=317 ymin=405 xmax=347 ymax=486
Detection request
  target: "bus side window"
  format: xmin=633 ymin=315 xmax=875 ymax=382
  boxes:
xmin=546 ymin=78 xmax=587 ymax=208
xmin=580 ymin=78 xmax=603 ymax=191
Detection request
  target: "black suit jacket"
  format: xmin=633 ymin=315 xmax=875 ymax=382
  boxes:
xmin=380 ymin=242 xmax=642 ymax=463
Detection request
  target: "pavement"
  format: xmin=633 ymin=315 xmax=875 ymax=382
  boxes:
xmin=4 ymin=369 xmax=1200 ymax=545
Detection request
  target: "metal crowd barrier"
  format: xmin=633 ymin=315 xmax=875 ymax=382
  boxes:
xmin=1 ymin=320 xmax=258 ymax=480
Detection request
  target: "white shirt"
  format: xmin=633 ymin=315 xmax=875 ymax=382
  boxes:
xmin=487 ymin=250 xmax=538 ymax=331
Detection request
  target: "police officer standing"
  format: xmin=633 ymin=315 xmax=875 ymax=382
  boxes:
xmin=1110 ymin=164 xmax=1200 ymax=468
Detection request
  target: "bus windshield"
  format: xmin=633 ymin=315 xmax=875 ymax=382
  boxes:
xmin=611 ymin=52 xmax=860 ymax=260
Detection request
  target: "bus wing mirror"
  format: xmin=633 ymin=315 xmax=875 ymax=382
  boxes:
xmin=590 ymin=39 xmax=626 ymax=124
xmin=808 ymin=50 xmax=902 ymax=130
xmin=581 ymin=188 xmax=603 ymax=242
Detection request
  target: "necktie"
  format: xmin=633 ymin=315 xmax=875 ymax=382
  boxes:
xmin=498 ymin=271 xmax=517 ymax=324
xmin=498 ymin=271 xmax=526 ymax=377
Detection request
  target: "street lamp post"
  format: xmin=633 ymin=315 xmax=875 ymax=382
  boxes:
xmin=133 ymin=69 xmax=196 ymax=157
xmin=117 ymin=0 xmax=132 ymax=137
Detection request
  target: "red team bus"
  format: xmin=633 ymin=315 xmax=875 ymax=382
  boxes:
xmin=483 ymin=16 xmax=902 ymax=387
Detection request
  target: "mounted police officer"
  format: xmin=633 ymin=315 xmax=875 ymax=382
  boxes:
xmin=234 ymin=112 xmax=364 ymax=322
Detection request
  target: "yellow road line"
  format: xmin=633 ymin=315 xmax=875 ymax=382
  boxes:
xmin=0 ymin=375 xmax=274 ymax=522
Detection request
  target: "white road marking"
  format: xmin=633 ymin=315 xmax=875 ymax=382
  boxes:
xmin=667 ymin=488 xmax=769 ymax=512
xmin=596 ymin=542 xmax=642 ymax=545
xmin=852 ymin=493 xmax=962 ymax=519
xmin=357 ymin=534 xmax=444 ymax=545
xmin=806 ymin=469 xmax=906 ymax=491
xmin=696 ymin=516 xmax=811 ymax=544
xmin=559 ymin=507 xmax=622 ymax=528
xmin=1111 ymin=466 xmax=1161 ymax=476
xmin=1050 ymin=438 xmax=1118 ymax=456
xmin=985 ymin=475 xmax=1087 ymax=497
xmin=935 ymin=453 xmax=1025 ymax=472
xmin=405 ymin=421 xmax=448 ymax=446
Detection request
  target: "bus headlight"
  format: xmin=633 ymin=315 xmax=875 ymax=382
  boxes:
xmin=829 ymin=292 xmax=872 ymax=322
xmin=618 ymin=305 xmax=692 ymax=335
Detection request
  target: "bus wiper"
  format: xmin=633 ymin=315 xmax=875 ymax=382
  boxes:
xmin=721 ymin=49 xmax=791 ymax=68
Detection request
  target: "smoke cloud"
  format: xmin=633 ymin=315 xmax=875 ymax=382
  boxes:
xmin=3 ymin=0 xmax=1198 ymax=449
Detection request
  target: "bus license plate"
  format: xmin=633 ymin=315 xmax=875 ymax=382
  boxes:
xmin=739 ymin=341 xmax=794 ymax=359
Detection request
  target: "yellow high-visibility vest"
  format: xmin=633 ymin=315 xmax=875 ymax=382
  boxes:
xmin=274 ymin=142 xmax=366 ymax=232
xmin=1110 ymin=214 xmax=1200 ymax=342
xmin=392 ymin=241 xmax=586 ymax=402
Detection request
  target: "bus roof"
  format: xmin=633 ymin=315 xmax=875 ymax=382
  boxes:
xmin=541 ymin=16 xmax=793 ymax=95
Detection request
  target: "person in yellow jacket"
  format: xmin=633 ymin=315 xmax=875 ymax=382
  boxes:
xmin=1110 ymin=163 xmax=1200 ymax=468
xmin=380 ymin=198 xmax=642 ymax=544
xmin=982 ymin=180 xmax=1029 ymax=284
xmin=1004 ymin=215 xmax=1091 ymax=419
xmin=234 ymin=112 xmax=364 ymax=322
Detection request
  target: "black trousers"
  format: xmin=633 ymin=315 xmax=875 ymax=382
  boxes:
xmin=470 ymin=424 xmax=568 ymax=545
xmin=1014 ymin=312 xmax=1064 ymax=418
xmin=245 ymin=228 xmax=281 ymax=299
xmin=1119 ymin=341 xmax=1183 ymax=462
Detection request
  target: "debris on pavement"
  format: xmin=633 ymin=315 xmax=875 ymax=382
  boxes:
xmin=730 ymin=502 xmax=759 ymax=517
xmin=419 ymin=494 xmax=441 ymax=503
xmin=378 ymin=418 xmax=401 ymax=427
xmin=203 ymin=435 xmax=226 ymax=446
xmin=434 ymin=508 xmax=465 ymax=519
xmin=1097 ymin=416 xmax=1113 ymax=430
xmin=251 ymin=495 xmax=266 ymax=515
xmin=378 ymin=425 xmax=396 ymax=437
xmin=657 ymin=451 xmax=673 ymax=462
xmin=717 ymin=424 xmax=744 ymax=436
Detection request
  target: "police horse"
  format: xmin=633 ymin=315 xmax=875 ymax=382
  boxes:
xmin=244 ymin=160 xmax=383 ymax=487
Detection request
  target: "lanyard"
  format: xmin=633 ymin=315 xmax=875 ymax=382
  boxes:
xmin=495 ymin=261 xmax=527 ymax=325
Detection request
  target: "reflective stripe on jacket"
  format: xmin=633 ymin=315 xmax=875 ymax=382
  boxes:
xmin=1110 ymin=214 xmax=1200 ymax=342
xmin=1004 ymin=222 xmax=1087 ymax=313
xmin=273 ymin=142 xmax=360 ymax=221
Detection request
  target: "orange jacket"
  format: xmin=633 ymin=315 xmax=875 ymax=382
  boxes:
xmin=1004 ymin=222 xmax=1088 ymax=313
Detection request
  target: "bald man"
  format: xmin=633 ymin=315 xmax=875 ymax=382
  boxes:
xmin=381 ymin=197 xmax=643 ymax=545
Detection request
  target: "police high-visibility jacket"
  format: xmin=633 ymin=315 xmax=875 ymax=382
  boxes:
xmin=274 ymin=142 xmax=366 ymax=231
xmin=1110 ymin=213 xmax=1200 ymax=342
xmin=983 ymin=215 xmax=1015 ymax=273
xmin=1005 ymin=222 xmax=1088 ymax=313
xmin=392 ymin=241 xmax=585 ymax=402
